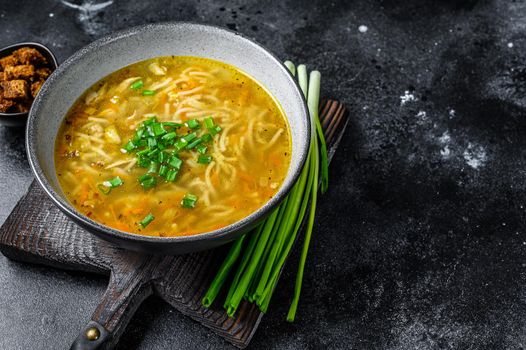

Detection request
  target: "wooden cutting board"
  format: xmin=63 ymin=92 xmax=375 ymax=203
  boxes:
xmin=0 ymin=99 xmax=348 ymax=349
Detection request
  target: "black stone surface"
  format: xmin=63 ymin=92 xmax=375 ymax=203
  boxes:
xmin=0 ymin=0 xmax=525 ymax=349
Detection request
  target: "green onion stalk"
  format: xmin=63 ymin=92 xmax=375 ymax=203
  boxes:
xmin=201 ymin=61 xmax=328 ymax=321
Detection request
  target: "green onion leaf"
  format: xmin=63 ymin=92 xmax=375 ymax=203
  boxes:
xmin=183 ymin=132 xmax=197 ymax=143
xmin=158 ymin=164 xmax=168 ymax=177
xmin=168 ymin=155 xmax=183 ymax=169
xmin=162 ymin=122 xmax=183 ymax=128
xmin=209 ymin=125 xmax=222 ymax=136
xmin=201 ymin=133 xmax=212 ymax=143
xmin=151 ymin=123 xmax=166 ymax=136
xmin=139 ymin=213 xmax=154 ymax=228
xmin=123 ymin=140 xmax=136 ymax=152
xmin=196 ymin=144 xmax=207 ymax=154
xmin=147 ymin=161 xmax=159 ymax=174
xmin=174 ymin=138 xmax=188 ymax=151
xmin=97 ymin=184 xmax=112 ymax=195
xmin=158 ymin=151 xmax=167 ymax=163
xmin=165 ymin=169 xmax=178 ymax=182
xmin=130 ymin=80 xmax=144 ymax=90
xmin=204 ymin=117 xmax=215 ymax=129
xmin=146 ymin=149 xmax=159 ymax=158
xmin=197 ymin=155 xmax=213 ymax=164
xmin=137 ymin=156 xmax=150 ymax=168
xmin=133 ymin=128 xmax=145 ymax=142
xmin=181 ymin=193 xmax=198 ymax=208
xmin=142 ymin=89 xmax=155 ymax=96
xmin=139 ymin=174 xmax=157 ymax=189
xmin=186 ymin=119 xmax=200 ymax=129
xmin=161 ymin=131 xmax=177 ymax=141
xmin=187 ymin=138 xmax=203 ymax=150
xmin=143 ymin=116 xmax=157 ymax=126
xmin=147 ymin=137 xmax=157 ymax=148
xmin=107 ymin=176 xmax=123 ymax=188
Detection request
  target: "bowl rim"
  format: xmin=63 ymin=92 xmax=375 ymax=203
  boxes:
xmin=26 ymin=22 xmax=310 ymax=246
xmin=0 ymin=42 xmax=58 ymax=118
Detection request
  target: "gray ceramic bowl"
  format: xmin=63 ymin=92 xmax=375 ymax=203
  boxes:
xmin=26 ymin=22 xmax=310 ymax=254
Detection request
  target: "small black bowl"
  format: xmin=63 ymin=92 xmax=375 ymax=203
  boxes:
xmin=0 ymin=42 xmax=58 ymax=128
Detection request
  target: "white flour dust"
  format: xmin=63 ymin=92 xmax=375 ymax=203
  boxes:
xmin=358 ymin=25 xmax=368 ymax=33
xmin=400 ymin=91 xmax=416 ymax=106
xmin=463 ymin=143 xmax=487 ymax=169
xmin=438 ymin=131 xmax=452 ymax=158
xmin=60 ymin=0 xmax=113 ymax=36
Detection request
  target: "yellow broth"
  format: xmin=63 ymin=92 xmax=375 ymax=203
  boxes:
xmin=54 ymin=56 xmax=291 ymax=237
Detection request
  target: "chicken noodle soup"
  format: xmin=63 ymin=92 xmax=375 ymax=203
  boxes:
xmin=55 ymin=56 xmax=291 ymax=237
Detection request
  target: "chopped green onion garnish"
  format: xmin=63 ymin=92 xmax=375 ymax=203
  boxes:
xmin=174 ymin=138 xmax=188 ymax=151
xmin=108 ymin=176 xmax=123 ymax=187
xmin=162 ymin=122 xmax=183 ymax=128
xmin=133 ymin=128 xmax=145 ymax=141
xmin=187 ymin=138 xmax=202 ymax=149
xmin=168 ymin=155 xmax=183 ymax=170
xmin=196 ymin=144 xmax=207 ymax=154
xmin=142 ymin=90 xmax=155 ymax=96
xmin=97 ymin=184 xmax=112 ymax=195
xmin=123 ymin=140 xmax=136 ymax=152
xmin=139 ymin=213 xmax=154 ymax=228
xmin=146 ymin=148 xmax=159 ymax=158
xmin=161 ymin=132 xmax=176 ymax=141
xmin=204 ymin=117 xmax=215 ymax=129
xmin=201 ymin=134 xmax=212 ymax=143
xmin=143 ymin=116 xmax=157 ymax=125
xmin=197 ymin=155 xmax=213 ymax=164
xmin=186 ymin=119 xmax=201 ymax=129
xmin=152 ymin=123 xmax=166 ymax=136
xmin=181 ymin=193 xmax=198 ymax=208
xmin=138 ymin=174 xmax=152 ymax=182
xmin=137 ymin=156 xmax=150 ymax=168
xmin=147 ymin=161 xmax=159 ymax=174
xmin=139 ymin=174 xmax=157 ymax=189
xmin=123 ymin=112 xmax=220 ymax=187
xmin=158 ymin=151 xmax=167 ymax=163
xmin=165 ymin=169 xmax=178 ymax=182
xmin=183 ymin=132 xmax=197 ymax=143
xmin=130 ymin=80 xmax=144 ymax=90
xmin=147 ymin=137 xmax=157 ymax=148
xmin=209 ymin=125 xmax=222 ymax=136
xmin=137 ymin=148 xmax=150 ymax=157
xmin=102 ymin=176 xmax=123 ymax=188
xmin=158 ymin=164 xmax=168 ymax=177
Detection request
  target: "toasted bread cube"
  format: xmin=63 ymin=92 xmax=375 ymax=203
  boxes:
xmin=12 ymin=47 xmax=47 ymax=66
xmin=35 ymin=67 xmax=51 ymax=80
xmin=2 ymin=80 xmax=29 ymax=99
xmin=31 ymin=80 xmax=44 ymax=98
xmin=4 ymin=64 xmax=35 ymax=80
xmin=0 ymin=55 xmax=18 ymax=70
xmin=13 ymin=102 xmax=30 ymax=113
xmin=0 ymin=97 xmax=15 ymax=112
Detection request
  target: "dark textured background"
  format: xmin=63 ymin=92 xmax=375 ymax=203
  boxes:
xmin=1 ymin=0 xmax=525 ymax=349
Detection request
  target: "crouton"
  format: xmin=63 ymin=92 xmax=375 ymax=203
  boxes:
xmin=35 ymin=67 xmax=51 ymax=80
xmin=31 ymin=80 xmax=44 ymax=98
xmin=1 ymin=80 xmax=29 ymax=100
xmin=12 ymin=47 xmax=47 ymax=66
xmin=0 ymin=98 xmax=15 ymax=112
xmin=4 ymin=64 xmax=35 ymax=80
xmin=0 ymin=55 xmax=18 ymax=70
xmin=12 ymin=102 xmax=30 ymax=113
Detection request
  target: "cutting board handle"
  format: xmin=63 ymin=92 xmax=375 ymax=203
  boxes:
xmin=70 ymin=255 xmax=155 ymax=350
